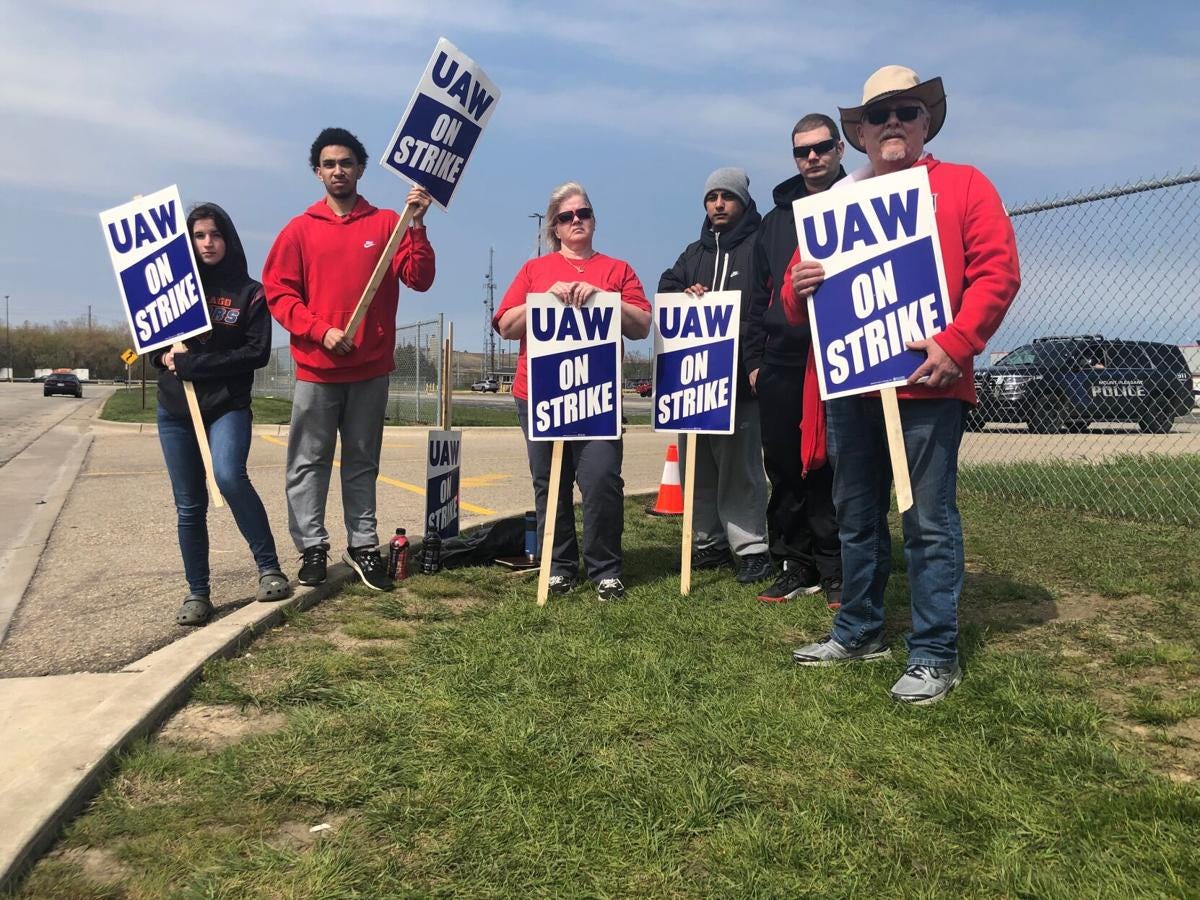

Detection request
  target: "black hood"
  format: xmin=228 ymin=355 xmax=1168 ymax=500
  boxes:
xmin=698 ymin=197 xmax=762 ymax=251
xmin=770 ymin=167 xmax=848 ymax=210
xmin=187 ymin=202 xmax=252 ymax=298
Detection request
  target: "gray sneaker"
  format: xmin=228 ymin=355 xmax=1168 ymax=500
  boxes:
xmin=792 ymin=634 xmax=891 ymax=666
xmin=890 ymin=663 xmax=962 ymax=705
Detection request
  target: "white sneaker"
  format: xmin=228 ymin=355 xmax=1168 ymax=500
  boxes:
xmin=889 ymin=663 xmax=963 ymax=705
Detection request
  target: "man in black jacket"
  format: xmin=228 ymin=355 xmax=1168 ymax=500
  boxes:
xmin=743 ymin=114 xmax=847 ymax=606
xmin=659 ymin=167 xmax=770 ymax=584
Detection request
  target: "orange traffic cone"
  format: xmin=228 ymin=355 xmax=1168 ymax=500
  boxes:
xmin=646 ymin=443 xmax=684 ymax=516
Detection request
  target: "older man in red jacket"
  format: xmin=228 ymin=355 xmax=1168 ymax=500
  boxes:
xmin=787 ymin=67 xmax=1021 ymax=704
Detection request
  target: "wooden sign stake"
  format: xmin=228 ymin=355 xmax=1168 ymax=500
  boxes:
xmin=535 ymin=440 xmax=565 ymax=606
xmin=345 ymin=203 xmax=417 ymax=344
xmin=680 ymin=432 xmax=697 ymax=595
xmin=175 ymin=343 xmax=224 ymax=508
xmin=880 ymin=387 xmax=912 ymax=512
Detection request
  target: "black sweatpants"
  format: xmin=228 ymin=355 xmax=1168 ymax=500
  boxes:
xmin=755 ymin=362 xmax=841 ymax=579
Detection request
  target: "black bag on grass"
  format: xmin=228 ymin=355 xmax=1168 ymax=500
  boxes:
xmin=429 ymin=515 xmax=527 ymax=569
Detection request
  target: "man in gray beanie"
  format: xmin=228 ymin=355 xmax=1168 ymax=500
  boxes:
xmin=658 ymin=168 xmax=771 ymax=584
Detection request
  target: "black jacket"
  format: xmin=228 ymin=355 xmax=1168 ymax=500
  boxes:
xmin=151 ymin=204 xmax=272 ymax=422
xmin=658 ymin=199 xmax=763 ymax=400
xmin=743 ymin=167 xmax=847 ymax=371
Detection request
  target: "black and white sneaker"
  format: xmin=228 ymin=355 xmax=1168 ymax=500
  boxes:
xmin=297 ymin=544 xmax=330 ymax=586
xmin=548 ymin=575 xmax=577 ymax=595
xmin=343 ymin=546 xmax=394 ymax=592
xmin=597 ymin=578 xmax=625 ymax=602
xmin=822 ymin=576 xmax=844 ymax=610
xmin=757 ymin=560 xmax=821 ymax=603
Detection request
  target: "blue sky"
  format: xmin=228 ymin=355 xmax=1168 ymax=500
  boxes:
xmin=1 ymin=0 xmax=1197 ymax=354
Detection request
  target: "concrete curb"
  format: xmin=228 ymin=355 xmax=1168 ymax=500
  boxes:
xmin=0 ymin=569 xmax=353 ymax=892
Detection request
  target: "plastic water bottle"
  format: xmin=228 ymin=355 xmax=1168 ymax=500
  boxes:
xmin=524 ymin=510 xmax=538 ymax=562
xmin=387 ymin=528 xmax=410 ymax=581
xmin=421 ymin=532 xmax=442 ymax=575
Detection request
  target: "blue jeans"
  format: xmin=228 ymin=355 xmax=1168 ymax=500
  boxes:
xmin=826 ymin=397 xmax=966 ymax=666
xmin=157 ymin=406 xmax=282 ymax=595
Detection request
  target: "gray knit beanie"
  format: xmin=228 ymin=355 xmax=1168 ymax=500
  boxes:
xmin=703 ymin=167 xmax=751 ymax=207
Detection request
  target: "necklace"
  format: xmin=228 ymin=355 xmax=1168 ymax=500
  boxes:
xmin=561 ymin=251 xmax=595 ymax=274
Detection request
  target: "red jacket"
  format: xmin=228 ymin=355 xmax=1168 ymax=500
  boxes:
xmin=780 ymin=156 xmax=1021 ymax=472
xmin=263 ymin=196 xmax=435 ymax=383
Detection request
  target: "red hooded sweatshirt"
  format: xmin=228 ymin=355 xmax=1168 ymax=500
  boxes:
xmin=780 ymin=156 xmax=1021 ymax=473
xmin=263 ymin=196 xmax=436 ymax=383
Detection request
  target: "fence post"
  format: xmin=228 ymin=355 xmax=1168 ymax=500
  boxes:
xmin=415 ymin=321 xmax=422 ymax=424
xmin=436 ymin=313 xmax=444 ymax=428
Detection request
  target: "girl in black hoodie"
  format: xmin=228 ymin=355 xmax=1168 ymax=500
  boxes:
xmin=152 ymin=203 xmax=290 ymax=625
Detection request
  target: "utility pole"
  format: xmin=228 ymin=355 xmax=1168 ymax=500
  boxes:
xmin=483 ymin=247 xmax=497 ymax=376
xmin=4 ymin=295 xmax=10 ymax=381
xmin=88 ymin=305 xmax=92 ymax=331
xmin=529 ymin=213 xmax=545 ymax=257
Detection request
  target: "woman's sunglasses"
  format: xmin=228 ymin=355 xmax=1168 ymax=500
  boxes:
xmin=555 ymin=207 xmax=594 ymax=225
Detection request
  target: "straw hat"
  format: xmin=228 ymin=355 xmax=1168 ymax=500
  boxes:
xmin=839 ymin=65 xmax=946 ymax=153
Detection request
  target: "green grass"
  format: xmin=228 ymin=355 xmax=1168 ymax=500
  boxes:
xmin=13 ymin=495 xmax=1200 ymax=898
xmin=961 ymin=453 xmax=1200 ymax=526
xmin=101 ymin=385 xmax=294 ymax=425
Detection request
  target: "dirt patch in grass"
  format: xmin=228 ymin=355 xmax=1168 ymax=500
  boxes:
xmin=45 ymin=846 xmax=129 ymax=886
xmin=159 ymin=703 xmax=287 ymax=750
xmin=267 ymin=812 xmax=355 ymax=853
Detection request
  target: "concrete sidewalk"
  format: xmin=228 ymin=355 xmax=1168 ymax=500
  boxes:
xmin=0 ymin=572 xmax=350 ymax=890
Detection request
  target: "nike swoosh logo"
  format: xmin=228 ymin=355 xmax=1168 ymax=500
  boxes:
xmin=364 ymin=240 xmax=376 ymax=249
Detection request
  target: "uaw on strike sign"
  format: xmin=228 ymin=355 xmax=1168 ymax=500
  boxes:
xmin=100 ymin=186 xmax=211 ymax=354
xmin=380 ymin=38 xmax=500 ymax=210
xmin=526 ymin=293 xmax=621 ymax=441
xmin=652 ymin=291 xmax=740 ymax=433
xmin=795 ymin=167 xmax=953 ymax=399
xmin=425 ymin=430 xmax=462 ymax=539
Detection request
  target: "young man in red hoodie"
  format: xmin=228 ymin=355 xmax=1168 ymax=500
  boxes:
xmin=787 ymin=68 xmax=1020 ymax=704
xmin=263 ymin=127 xmax=435 ymax=591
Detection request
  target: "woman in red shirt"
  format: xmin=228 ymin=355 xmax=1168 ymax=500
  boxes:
xmin=494 ymin=182 xmax=651 ymax=601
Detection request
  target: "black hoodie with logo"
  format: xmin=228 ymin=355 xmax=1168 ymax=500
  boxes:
xmin=743 ymin=167 xmax=847 ymax=372
xmin=151 ymin=203 xmax=272 ymax=422
xmin=658 ymin=198 xmax=763 ymax=400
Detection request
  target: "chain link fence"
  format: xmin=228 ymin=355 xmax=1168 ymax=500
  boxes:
xmin=254 ymin=316 xmax=444 ymax=426
xmin=960 ymin=170 xmax=1200 ymax=525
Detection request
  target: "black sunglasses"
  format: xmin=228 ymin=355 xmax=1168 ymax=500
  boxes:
xmin=555 ymin=207 xmax=594 ymax=225
xmin=792 ymin=138 xmax=838 ymax=159
xmin=865 ymin=105 xmax=924 ymax=126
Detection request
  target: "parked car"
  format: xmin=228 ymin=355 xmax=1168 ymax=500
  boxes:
xmin=471 ymin=376 xmax=499 ymax=393
xmin=634 ymin=380 xmax=653 ymax=397
xmin=44 ymin=373 xmax=83 ymax=399
xmin=970 ymin=335 xmax=1192 ymax=434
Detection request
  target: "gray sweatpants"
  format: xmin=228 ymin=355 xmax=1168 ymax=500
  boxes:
xmin=286 ymin=375 xmax=389 ymax=551
xmin=678 ymin=399 xmax=769 ymax=557
xmin=515 ymin=397 xmax=625 ymax=582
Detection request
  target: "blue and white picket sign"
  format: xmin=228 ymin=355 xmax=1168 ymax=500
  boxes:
xmin=652 ymin=291 xmax=740 ymax=433
xmin=380 ymin=37 xmax=501 ymax=210
xmin=425 ymin=430 xmax=462 ymax=539
xmin=99 ymin=185 xmax=211 ymax=355
xmin=526 ymin=292 xmax=622 ymax=441
xmin=793 ymin=167 xmax=953 ymax=400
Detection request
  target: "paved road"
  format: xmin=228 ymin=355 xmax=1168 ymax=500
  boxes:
xmin=0 ymin=399 xmax=677 ymax=677
xmin=0 ymin=384 xmax=106 ymax=467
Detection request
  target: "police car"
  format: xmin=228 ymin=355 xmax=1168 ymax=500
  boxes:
xmin=970 ymin=336 xmax=1192 ymax=434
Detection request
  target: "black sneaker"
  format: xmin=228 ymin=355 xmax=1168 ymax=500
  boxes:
xmin=735 ymin=552 xmax=773 ymax=584
xmin=757 ymin=560 xmax=820 ymax=603
xmin=343 ymin=545 xmax=394 ymax=592
xmin=597 ymin=577 xmax=625 ymax=602
xmin=692 ymin=545 xmax=732 ymax=570
xmin=297 ymin=543 xmax=330 ymax=586
xmin=822 ymin=576 xmax=844 ymax=610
